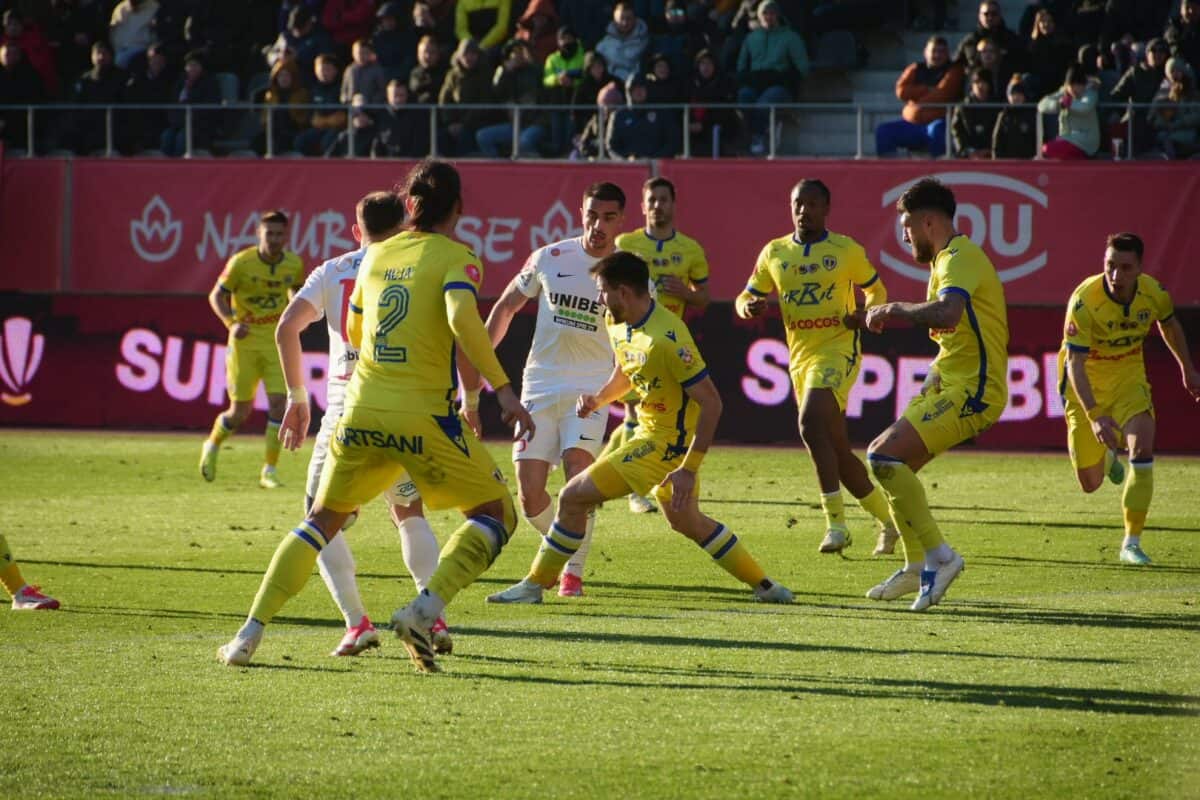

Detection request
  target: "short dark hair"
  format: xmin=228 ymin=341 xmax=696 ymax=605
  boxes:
xmin=583 ymin=181 xmax=626 ymax=209
xmin=926 ymin=35 xmax=948 ymax=49
xmin=400 ymin=159 xmax=462 ymax=232
xmin=1065 ymin=62 xmax=1087 ymax=85
xmin=642 ymin=177 xmax=675 ymax=200
xmin=353 ymin=38 xmax=374 ymax=51
xmin=1106 ymin=232 xmax=1144 ymax=260
xmin=896 ymin=178 xmax=956 ymax=219
xmin=315 ymin=52 xmax=339 ymax=68
xmin=590 ymin=251 xmax=650 ymax=294
xmin=970 ymin=67 xmax=993 ymax=89
xmin=259 ymin=209 xmax=288 ymax=227
xmin=357 ymin=191 xmax=405 ymax=237
xmin=793 ymin=178 xmax=831 ymax=204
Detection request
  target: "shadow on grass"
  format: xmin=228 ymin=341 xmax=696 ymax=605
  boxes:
xmin=444 ymin=664 xmax=1200 ymax=717
xmin=864 ymin=603 xmax=1200 ymax=632
xmin=447 ymin=625 xmax=1120 ymax=665
xmin=972 ymin=554 xmax=1200 ymax=575
xmin=64 ymin=604 xmax=345 ymax=629
xmin=949 ymin=517 xmax=1199 ymax=534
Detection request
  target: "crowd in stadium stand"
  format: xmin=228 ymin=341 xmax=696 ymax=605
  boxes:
xmin=0 ymin=0 xmax=1197 ymax=158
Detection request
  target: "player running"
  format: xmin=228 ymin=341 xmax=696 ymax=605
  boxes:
xmin=487 ymin=251 xmax=794 ymax=607
xmin=218 ymin=160 xmax=533 ymax=672
xmin=1 ymin=533 xmax=60 ymax=610
xmin=610 ymin=177 xmax=711 ymax=514
xmin=273 ymin=191 xmax=452 ymax=656
xmin=469 ymin=182 xmax=626 ymax=599
xmin=1059 ymin=232 xmax=1200 ymax=565
xmin=200 ymin=210 xmax=305 ymax=489
xmin=863 ymin=179 xmax=1009 ymax=611
xmin=735 ymin=179 xmax=898 ymax=557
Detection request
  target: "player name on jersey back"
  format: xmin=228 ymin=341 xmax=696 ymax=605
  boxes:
xmin=515 ymin=238 xmax=615 ymax=399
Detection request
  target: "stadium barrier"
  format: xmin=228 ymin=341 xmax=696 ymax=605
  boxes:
xmin=1 ymin=295 xmax=1196 ymax=452
xmin=3 ymin=157 xmax=1199 ymax=306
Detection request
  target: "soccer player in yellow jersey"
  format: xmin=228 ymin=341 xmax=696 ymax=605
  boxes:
xmin=736 ymin=179 xmax=898 ymax=557
xmin=487 ymin=251 xmax=794 ymax=605
xmin=863 ymin=179 xmax=1009 ymax=611
xmin=1 ymin=533 xmax=60 ymax=610
xmin=612 ymin=177 xmax=711 ymax=513
xmin=200 ymin=210 xmax=305 ymax=489
xmin=1060 ymin=232 xmax=1200 ymax=566
xmin=218 ymin=161 xmax=534 ymax=673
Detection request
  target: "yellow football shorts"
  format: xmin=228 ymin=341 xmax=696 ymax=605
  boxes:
xmin=226 ymin=336 xmax=285 ymax=402
xmin=315 ymin=404 xmax=508 ymax=514
xmin=790 ymin=349 xmax=860 ymax=411
xmin=1063 ymin=378 xmax=1153 ymax=470
xmin=587 ymin=432 xmax=696 ymax=503
xmin=902 ymin=383 xmax=1002 ymax=456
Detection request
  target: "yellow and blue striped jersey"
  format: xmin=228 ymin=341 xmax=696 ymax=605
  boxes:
xmin=926 ymin=234 xmax=1009 ymax=414
xmin=608 ymin=301 xmax=708 ymax=448
xmin=615 ymin=229 xmax=709 ymax=318
xmin=1059 ymin=272 xmax=1174 ymax=392
xmin=744 ymin=230 xmax=879 ymax=370
xmin=217 ymin=246 xmax=305 ymax=340
xmin=347 ymin=231 xmax=484 ymax=415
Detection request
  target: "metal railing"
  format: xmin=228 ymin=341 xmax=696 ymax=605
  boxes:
xmin=2 ymin=99 xmax=1195 ymax=160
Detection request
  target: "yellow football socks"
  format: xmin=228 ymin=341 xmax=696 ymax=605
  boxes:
xmin=428 ymin=515 xmax=511 ymax=602
xmin=264 ymin=417 xmax=282 ymax=467
xmin=0 ymin=534 xmax=25 ymax=597
xmin=869 ymin=456 xmax=945 ymax=552
xmin=527 ymin=521 xmax=585 ymax=587
xmin=698 ymin=524 xmax=767 ymax=587
xmin=247 ymin=521 xmax=328 ymax=625
xmin=208 ymin=414 xmax=234 ymax=446
xmin=1122 ymin=459 xmax=1154 ymax=537
xmin=856 ymin=485 xmax=893 ymax=527
xmin=820 ymin=491 xmax=845 ymax=530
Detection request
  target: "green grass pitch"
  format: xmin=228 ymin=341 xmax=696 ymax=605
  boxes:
xmin=1 ymin=430 xmax=1198 ymax=799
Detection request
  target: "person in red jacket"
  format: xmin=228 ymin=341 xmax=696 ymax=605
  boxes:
xmin=0 ymin=11 xmax=57 ymax=97
xmin=874 ymin=35 xmax=964 ymax=158
xmin=323 ymin=0 xmax=379 ymax=53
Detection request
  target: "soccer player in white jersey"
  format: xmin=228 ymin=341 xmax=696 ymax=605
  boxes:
xmin=465 ymin=182 xmax=626 ymax=599
xmin=274 ymin=191 xmax=452 ymax=656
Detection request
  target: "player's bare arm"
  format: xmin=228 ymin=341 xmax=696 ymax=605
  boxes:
xmin=578 ymin=365 xmax=632 ymax=417
xmin=485 ymin=277 xmax=531 ymax=347
xmin=208 ymin=282 xmax=248 ymax=339
xmin=1065 ymin=348 xmax=1123 ymax=450
xmin=1158 ymin=316 xmax=1200 ymax=400
xmin=865 ymin=292 xmax=964 ymax=333
xmin=659 ymin=375 xmax=722 ymax=512
xmin=274 ymin=296 xmax=322 ymax=450
xmin=661 ymin=275 xmax=710 ymax=308
xmin=445 ymin=286 xmax=535 ymax=441
xmin=455 ymin=346 xmax=485 ymax=438
xmin=735 ymin=289 xmax=768 ymax=319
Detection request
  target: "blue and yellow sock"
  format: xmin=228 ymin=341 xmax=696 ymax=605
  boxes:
xmin=868 ymin=455 xmax=944 ymax=553
xmin=0 ymin=533 xmax=26 ymax=597
xmin=264 ymin=417 xmax=282 ymax=467
xmin=427 ymin=514 xmax=512 ymax=603
xmin=698 ymin=524 xmax=768 ymax=587
xmin=246 ymin=520 xmax=329 ymax=626
xmin=208 ymin=414 xmax=235 ymax=446
xmin=528 ymin=521 xmax=586 ymax=586
xmin=1122 ymin=458 xmax=1154 ymax=541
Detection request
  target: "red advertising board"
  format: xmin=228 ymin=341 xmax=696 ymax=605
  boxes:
xmin=67 ymin=160 xmax=647 ymax=295
xmin=0 ymin=159 xmax=65 ymax=291
xmin=2 ymin=295 xmax=1197 ymax=453
xmin=660 ymin=160 xmax=1200 ymax=306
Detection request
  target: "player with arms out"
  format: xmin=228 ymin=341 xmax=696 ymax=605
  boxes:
xmin=863 ymin=178 xmax=1009 ymax=610
xmin=218 ymin=160 xmax=533 ymax=672
xmin=1060 ymin=232 xmax=1200 ymax=565
xmin=487 ymin=251 xmax=794 ymax=606
xmin=610 ymin=177 xmax=711 ymax=514
xmin=273 ymin=190 xmax=452 ymax=656
xmin=736 ymin=179 xmax=898 ymax=557
xmin=468 ymin=182 xmax=625 ymax=599
xmin=1 ymin=533 xmax=60 ymax=610
xmin=200 ymin=210 xmax=305 ymax=489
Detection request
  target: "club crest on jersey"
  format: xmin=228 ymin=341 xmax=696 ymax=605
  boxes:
xmin=465 ymin=264 xmax=482 ymax=284
xmin=822 ymin=255 xmax=837 ymax=271
xmin=677 ymin=346 xmax=694 ymax=366
xmin=1066 ymin=321 xmax=1078 ymax=337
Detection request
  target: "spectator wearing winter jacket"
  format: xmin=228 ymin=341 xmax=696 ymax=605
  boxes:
xmin=372 ymin=2 xmax=417 ymax=82
xmin=408 ymin=34 xmax=447 ymax=104
xmin=342 ymin=37 xmax=387 ymax=104
xmin=606 ymin=71 xmax=680 ymax=157
xmin=372 ymin=79 xmax=433 ymax=157
xmin=573 ymin=50 xmax=616 ymax=133
xmin=952 ymin=68 xmax=1000 ymax=158
xmin=735 ymin=0 xmax=808 ymax=154
xmin=56 ymin=41 xmax=127 ymax=154
xmin=1165 ymin=0 xmax=1200 ymax=75
xmin=515 ymin=0 xmax=560 ymax=65
xmin=874 ymin=35 xmax=963 ymax=157
xmin=596 ymin=2 xmax=651 ymax=81
xmin=543 ymin=26 xmax=586 ymax=154
xmin=255 ymin=56 xmax=311 ymax=155
xmin=323 ymin=0 xmax=378 ymax=52
xmin=439 ymin=37 xmax=501 ymax=154
xmin=689 ymin=48 xmax=739 ymax=155
xmin=992 ymin=74 xmax=1037 ymax=158
xmin=1037 ymin=63 xmax=1100 ymax=158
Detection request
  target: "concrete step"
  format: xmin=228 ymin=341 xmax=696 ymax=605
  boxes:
xmin=850 ymin=68 xmax=900 ymax=93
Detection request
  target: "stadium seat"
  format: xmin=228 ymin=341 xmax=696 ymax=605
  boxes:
xmin=215 ymin=73 xmax=240 ymax=105
xmin=245 ymin=71 xmax=270 ymax=103
xmin=811 ymin=30 xmax=860 ymax=72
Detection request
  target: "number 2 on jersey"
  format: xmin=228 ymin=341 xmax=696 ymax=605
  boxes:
xmin=375 ymin=284 xmax=410 ymax=363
